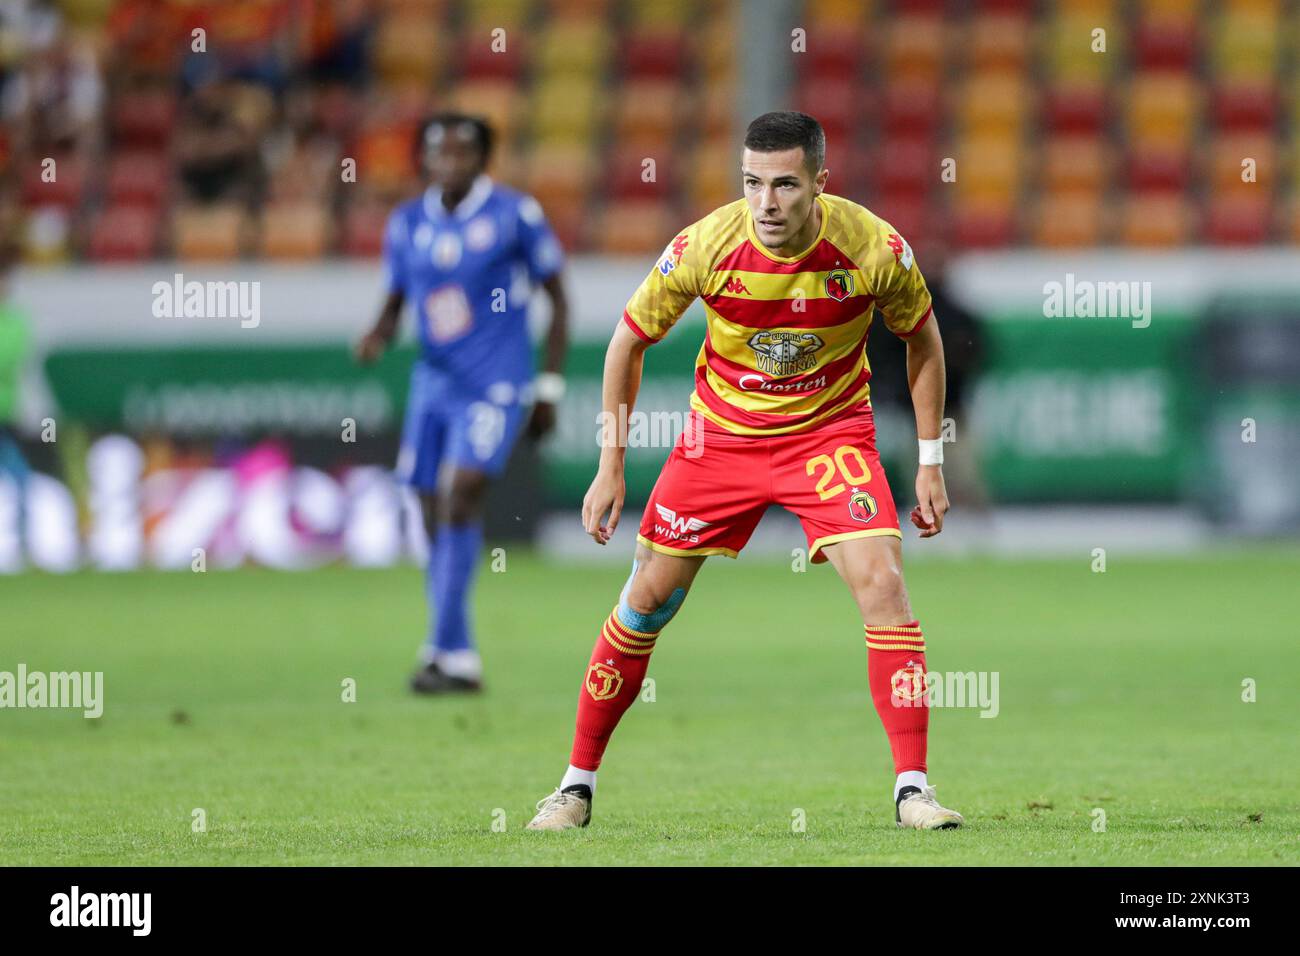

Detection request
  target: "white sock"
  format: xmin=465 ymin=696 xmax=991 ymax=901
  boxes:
xmin=560 ymin=764 xmax=596 ymax=794
xmin=433 ymin=649 xmax=482 ymax=680
xmin=894 ymin=771 xmax=928 ymax=801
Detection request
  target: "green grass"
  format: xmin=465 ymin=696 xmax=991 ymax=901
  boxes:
xmin=1 ymin=550 xmax=1297 ymax=865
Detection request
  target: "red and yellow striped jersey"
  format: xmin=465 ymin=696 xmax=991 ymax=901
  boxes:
xmin=622 ymin=193 xmax=933 ymax=436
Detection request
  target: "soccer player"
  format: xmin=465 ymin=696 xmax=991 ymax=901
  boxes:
xmin=356 ymin=112 xmax=569 ymax=694
xmin=526 ymin=112 xmax=963 ymax=831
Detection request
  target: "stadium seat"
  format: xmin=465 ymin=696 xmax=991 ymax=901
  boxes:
xmin=340 ymin=199 xmax=389 ymax=258
xmin=1211 ymin=82 xmax=1277 ymax=131
xmin=1120 ymin=191 xmax=1193 ymax=246
xmin=885 ymin=16 xmax=945 ymax=82
xmin=593 ymin=200 xmax=673 ymax=255
xmin=613 ymin=80 xmax=683 ymax=149
xmin=622 ymin=30 xmax=689 ymax=79
xmin=1033 ymin=192 xmax=1107 ymax=247
xmin=1043 ymin=82 xmax=1108 ymax=133
xmin=172 ymin=203 xmax=248 ymax=261
xmin=259 ymin=201 xmax=333 ymax=260
xmin=86 ymin=205 xmax=162 ymax=262
xmin=1127 ymin=144 xmax=1192 ymax=190
xmin=373 ymin=11 xmax=444 ymax=86
xmin=967 ymin=13 xmax=1031 ymax=72
xmin=110 ymin=87 xmax=177 ymax=147
xmin=21 ymin=154 xmax=88 ymax=210
xmin=1206 ymin=196 xmax=1272 ymax=244
xmin=105 ymin=151 xmax=171 ymax=208
xmin=1042 ymin=135 xmax=1108 ymax=192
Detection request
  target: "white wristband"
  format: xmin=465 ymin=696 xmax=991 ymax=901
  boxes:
xmin=918 ymin=438 xmax=944 ymax=466
xmin=534 ymin=372 xmax=566 ymax=403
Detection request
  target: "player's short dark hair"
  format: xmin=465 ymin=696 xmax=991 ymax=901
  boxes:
xmin=416 ymin=112 xmax=495 ymax=167
xmin=743 ymin=111 xmax=826 ymax=175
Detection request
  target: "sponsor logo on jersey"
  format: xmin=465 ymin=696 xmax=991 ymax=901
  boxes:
xmin=723 ymin=276 xmax=750 ymax=295
xmin=849 ymin=488 xmax=878 ymax=523
xmin=738 ymin=372 xmax=827 ymax=393
xmin=747 ymin=330 xmax=824 ymax=376
xmin=586 ymin=661 xmax=624 ymax=701
xmin=891 ymin=661 xmax=927 ymax=702
xmin=886 ymin=232 xmax=914 ymax=270
xmin=658 ymin=233 xmax=690 ymax=277
xmin=825 ymin=268 xmax=855 ymax=301
xmin=653 ymin=504 xmax=710 ymax=543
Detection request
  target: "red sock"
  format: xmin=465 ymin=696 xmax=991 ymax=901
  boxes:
xmin=569 ymin=608 xmax=661 ymax=771
xmin=865 ymin=620 xmax=929 ymax=773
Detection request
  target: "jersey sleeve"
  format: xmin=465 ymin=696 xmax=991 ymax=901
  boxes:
xmin=381 ymin=208 xmax=410 ymax=296
xmin=622 ymin=229 xmax=704 ymax=343
xmin=516 ymin=195 xmax=565 ymax=283
xmin=872 ymin=226 xmax=933 ymax=338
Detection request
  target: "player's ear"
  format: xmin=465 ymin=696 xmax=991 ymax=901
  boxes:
xmin=815 ymin=167 xmax=829 ymax=194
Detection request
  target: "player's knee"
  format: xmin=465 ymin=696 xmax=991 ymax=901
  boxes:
xmin=851 ymin=552 xmax=907 ymax=605
xmin=441 ymin=480 xmax=488 ymax=525
xmin=618 ymin=560 xmax=688 ymax=632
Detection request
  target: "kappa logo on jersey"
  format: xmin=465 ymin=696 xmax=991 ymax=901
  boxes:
xmin=723 ymin=276 xmax=750 ymax=295
xmin=586 ymin=661 xmax=624 ymax=701
xmin=849 ymin=488 xmax=878 ymax=523
xmin=658 ymin=233 xmax=691 ymax=277
xmin=825 ymin=267 xmax=854 ymax=301
xmin=886 ymin=232 xmax=914 ymax=270
xmin=653 ymin=504 xmax=711 ymax=543
xmin=891 ymin=661 xmax=927 ymax=702
xmin=747 ymin=330 xmax=824 ymax=376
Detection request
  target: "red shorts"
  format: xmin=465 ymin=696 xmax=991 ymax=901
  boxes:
xmin=637 ymin=405 xmax=901 ymax=564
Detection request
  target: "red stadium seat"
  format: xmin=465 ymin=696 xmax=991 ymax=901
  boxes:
xmin=1044 ymin=84 xmax=1108 ymax=133
xmin=460 ymin=36 xmax=527 ymax=80
xmin=622 ymin=31 xmax=689 ymax=79
xmin=1127 ymin=145 xmax=1192 ymax=190
xmin=341 ymin=200 xmax=388 ymax=258
xmin=1211 ymin=83 xmax=1277 ymax=131
xmin=1207 ymin=197 xmax=1271 ymax=244
xmin=21 ymin=154 xmax=87 ymax=210
xmin=110 ymin=87 xmax=177 ymax=147
xmin=105 ymin=151 xmax=171 ymax=207
xmin=87 ymin=205 xmax=161 ymax=262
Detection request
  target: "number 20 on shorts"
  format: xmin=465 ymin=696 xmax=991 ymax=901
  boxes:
xmin=805 ymin=444 xmax=872 ymax=501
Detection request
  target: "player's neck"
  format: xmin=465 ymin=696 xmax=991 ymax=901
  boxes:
xmin=771 ymin=197 xmax=822 ymax=258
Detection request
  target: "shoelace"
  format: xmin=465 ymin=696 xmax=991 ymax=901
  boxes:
xmin=533 ymin=789 xmax=574 ymax=817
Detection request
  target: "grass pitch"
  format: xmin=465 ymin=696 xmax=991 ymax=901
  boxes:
xmin=1 ymin=549 xmax=1297 ymax=865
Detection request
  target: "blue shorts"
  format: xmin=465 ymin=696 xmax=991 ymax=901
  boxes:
xmin=396 ymin=361 xmax=529 ymax=490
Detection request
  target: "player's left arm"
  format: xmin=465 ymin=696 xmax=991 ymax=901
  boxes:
xmin=517 ymin=196 xmax=569 ymax=439
xmin=905 ymin=315 xmax=948 ymax=538
xmin=529 ymin=271 xmax=569 ymax=438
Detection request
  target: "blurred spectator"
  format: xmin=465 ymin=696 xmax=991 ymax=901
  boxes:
xmin=174 ymin=77 xmax=268 ymax=205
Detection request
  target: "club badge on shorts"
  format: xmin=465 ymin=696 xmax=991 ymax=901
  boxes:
xmin=849 ymin=488 xmax=878 ymax=523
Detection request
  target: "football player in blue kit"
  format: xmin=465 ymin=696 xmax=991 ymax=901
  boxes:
xmin=356 ymin=113 xmax=569 ymax=694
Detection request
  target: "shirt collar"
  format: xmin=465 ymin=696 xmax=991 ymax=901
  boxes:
xmin=423 ymin=174 xmax=494 ymax=221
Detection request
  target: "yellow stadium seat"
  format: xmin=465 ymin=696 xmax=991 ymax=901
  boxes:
xmin=1034 ymin=192 xmax=1108 ymax=247
xmin=172 ymin=204 xmax=249 ymax=261
xmin=952 ymin=136 xmax=1024 ymax=203
xmin=1120 ymin=192 xmax=1193 ymax=246
xmin=448 ymin=81 xmax=522 ymax=141
xmin=956 ymin=73 xmax=1032 ymax=138
xmin=613 ymin=80 xmax=687 ymax=147
xmin=1041 ymin=135 xmax=1109 ymax=192
xmin=533 ymin=17 xmax=613 ymax=79
xmin=594 ymin=200 xmax=673 ymax=255
xmin=260 ymin=201 xmax=332 ymax=260
xmin=373 ymin=12 xmax=443 ymax=86
xmin=886 ymin=16 xmax=946 ymax=82
xmin=1125 ymin=72 xmax=1200 ymax=147
xmin=530 ymin=78 xmax=606 ymax=142
xmin=968 ymin=13 xmax=1031 ymax=73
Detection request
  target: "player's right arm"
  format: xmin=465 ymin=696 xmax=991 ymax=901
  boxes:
xmin=583 ymin=320 xmax=652 ymax=545
xmin=583 ymin=229 xmax=702 ymax=545
xmin=355 ymin=208 xmax=409 ymax=365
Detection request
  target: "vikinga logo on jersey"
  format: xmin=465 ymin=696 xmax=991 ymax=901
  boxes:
xmin=653 ymin=504 xmax=710 ymax=543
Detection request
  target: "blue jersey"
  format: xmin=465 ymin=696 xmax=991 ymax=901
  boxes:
xmin=383 ymin=174 xmax=564 ymax=395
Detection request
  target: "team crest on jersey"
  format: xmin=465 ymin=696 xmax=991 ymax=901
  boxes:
xmin=586 ymin=661 xmax=624 ymax=701
xmin=849 ymin=488 xmax=878 ymax=524
xmin=825 ymin=268 xmax=854 ymax=301
xmin=465 ymin=216 xmax=496 ymax=251
xmin=748 ymin=330 xmax=823 ymax=376
xmin=886 ymin=233 xmax=914 ymax=270
xmin=891 ymin=662 xmax=927 ymax=702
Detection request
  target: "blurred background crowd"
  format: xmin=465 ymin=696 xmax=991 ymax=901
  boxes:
xmin=1 ymin=0 xmax=1297 ymax=264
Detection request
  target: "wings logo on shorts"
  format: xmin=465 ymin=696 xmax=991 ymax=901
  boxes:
xmin=653 ymin=504 xmax=711 ymax=543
